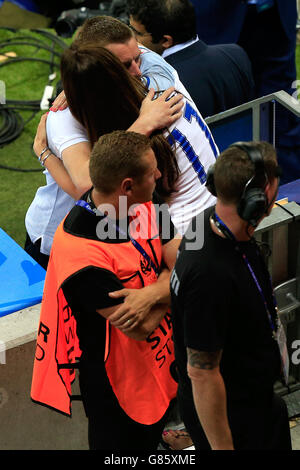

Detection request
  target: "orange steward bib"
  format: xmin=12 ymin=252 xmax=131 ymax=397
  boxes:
xmin=31 ymin=201 xmax=177 ymax=423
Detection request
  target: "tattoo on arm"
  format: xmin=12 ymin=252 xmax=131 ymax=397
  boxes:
xmin=187 ymin=348 xmax=222 ymax=370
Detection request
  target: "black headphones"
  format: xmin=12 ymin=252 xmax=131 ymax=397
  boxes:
xmin=206 ymin=141 xmax=278 ymax=227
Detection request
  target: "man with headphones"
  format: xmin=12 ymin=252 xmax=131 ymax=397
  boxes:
xmin=170 ymin=141 xmax=292 ymax=450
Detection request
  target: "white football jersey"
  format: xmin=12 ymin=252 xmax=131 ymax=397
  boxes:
xmin=165 ymin=72 xmax=218 ymax=234
xmin=26 ymin=46 xmax=218 ymax=254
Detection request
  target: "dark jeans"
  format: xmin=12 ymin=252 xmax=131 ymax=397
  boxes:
xmin=178 ymin=391 xmax=292 ymax=450
xmin=24 ymin=233 xmax=49 ymax=270
xmin=87 ymin=403 xmax=169 ymax=451
xmin=79 ymin=362 xmax=170 ymax=451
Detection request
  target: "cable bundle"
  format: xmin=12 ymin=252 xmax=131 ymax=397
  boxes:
xmin=0 ymin=28 xmax=66 ymax=171
xmin=0 ymin=99 xmax=42 ymax=171
xmin=0 ymin=104 xmax=24 ymax=146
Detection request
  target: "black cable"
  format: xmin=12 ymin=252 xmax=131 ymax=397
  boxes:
xmin=0 ymin=34 xmax=47 ymax=43
xmin=48 ymin=38 xmax=56 ymax=78
xmin=0 ymin=103 xmax=42 ymax=171
xmin=0 ymin=56 xmax=60 ymax=69
xmin=6 ymin=100 xmax=40 ymax=107
xmin=0 ymin=27 xmax=68 ymax=50
xmin=31 ymin=28 xmax=69 ymax=50
xmin=0 ymin=27 xmax=17 ymax=33
xmin=0 ymin=163 xmax=41 ymax=172
xmin=0 ymin=41 xmax=62 ymax=59
xmin=0 ymin=106 xmax=24 ymax=144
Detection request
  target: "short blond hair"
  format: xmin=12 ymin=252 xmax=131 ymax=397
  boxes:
xmin=90 ymin=130 xmax=151 ymax=194
xmin=76 ymin=15 xmax=133 ymax=47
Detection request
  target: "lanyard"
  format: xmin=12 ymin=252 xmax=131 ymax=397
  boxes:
xmin=76 ymin=199 xmax=159 ymax=277
xmin=212 ymin=212 xmax=278 ymax=334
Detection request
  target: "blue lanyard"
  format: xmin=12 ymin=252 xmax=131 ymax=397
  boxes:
xmin=213 ymin=212 xmax=278 ymax=334
xmin=76 ymin=199 xmax=159 ymax=277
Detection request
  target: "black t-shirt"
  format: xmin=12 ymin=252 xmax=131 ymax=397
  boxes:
xmin=171 ymin=207 xmax=281 ymax=406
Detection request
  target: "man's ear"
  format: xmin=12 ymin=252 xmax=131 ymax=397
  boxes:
xmin=264 ymin=181 xmax=271 ymax=196
xmin=161 ymin=35 xmax=174 ymax=50
xmin=264 ymin=178 xmax=279 ymax=214
xmin=121 ymin=178 xmax=133 ymax=195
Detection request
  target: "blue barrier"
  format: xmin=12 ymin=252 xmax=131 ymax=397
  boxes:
xmin=278 ymin=178 xmax=300 ymax=204
xmin=0 ymin=228 xmax=45 ymax=317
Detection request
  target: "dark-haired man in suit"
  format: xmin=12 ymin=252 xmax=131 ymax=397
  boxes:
xmin=127 ymin=0 xmax=255 ymax=118
xmin=189 ymin=0 xmax=300 ymax=184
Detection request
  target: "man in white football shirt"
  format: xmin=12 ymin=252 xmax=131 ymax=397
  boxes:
xmin=26 ymin=16 xmax=217 ymax=267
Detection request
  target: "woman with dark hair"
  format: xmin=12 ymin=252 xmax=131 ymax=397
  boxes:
xmin=27 ymin=35 xmax=217 ymax=270
xmin=60 ymin=42 xmax=179 ymax=197
xmin=25 ymin=54 xmax=182 ymax=269
xmin=59 ymin=41 xmax=217 ymax=230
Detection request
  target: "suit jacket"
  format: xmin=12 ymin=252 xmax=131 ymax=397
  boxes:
xmin=189 ymin=0 xmax=297 ymax=44
xmin=165 ymin=39 xmax=255 ymax=118
xmin=188 ymin=1 xmax=300 ymax=183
